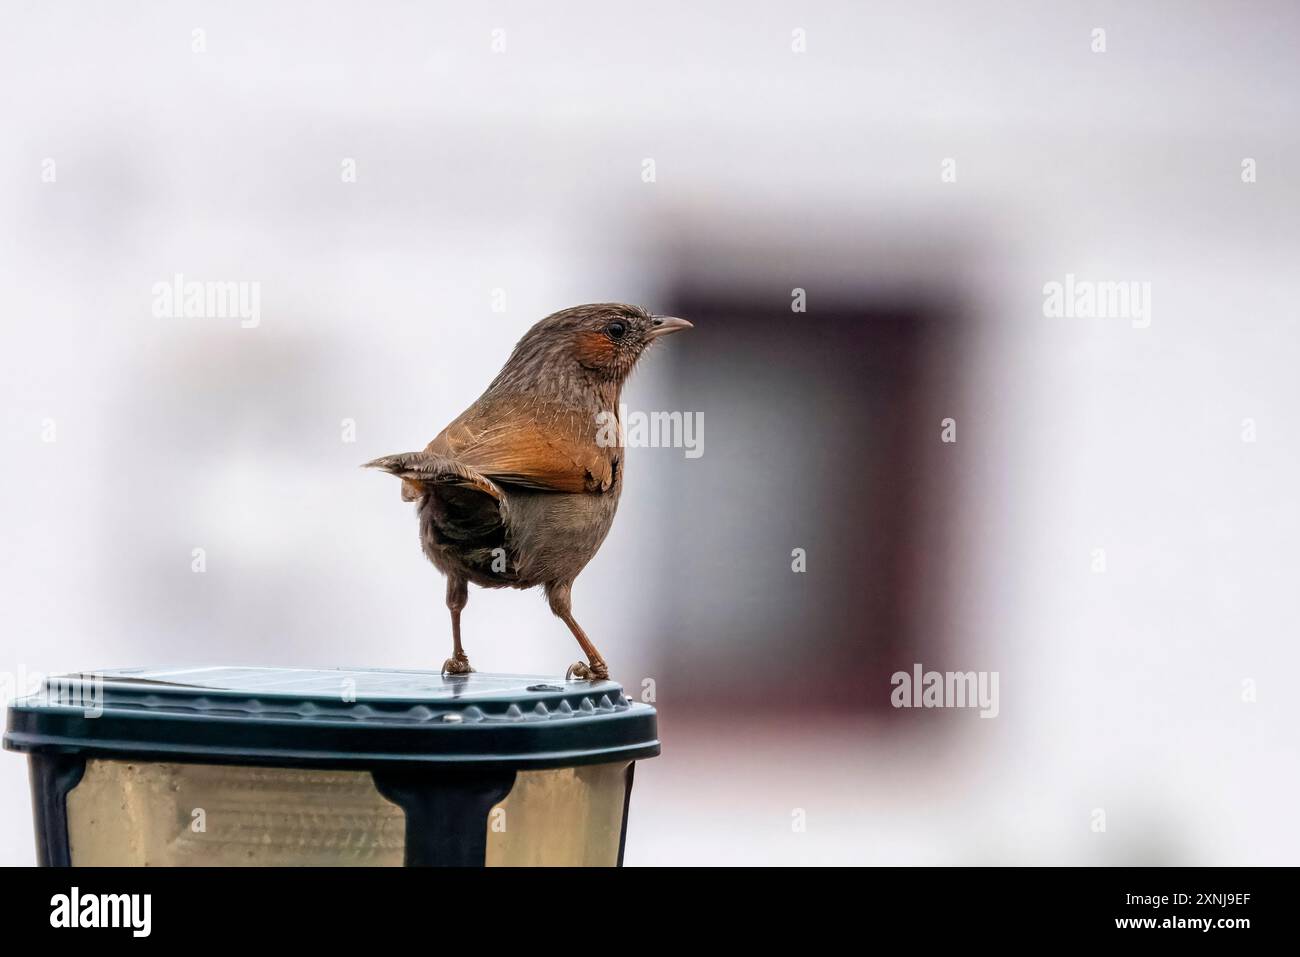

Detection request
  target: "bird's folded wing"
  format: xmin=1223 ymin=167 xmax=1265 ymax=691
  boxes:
xmin=427 ymin=399 xmax=614 ymax=494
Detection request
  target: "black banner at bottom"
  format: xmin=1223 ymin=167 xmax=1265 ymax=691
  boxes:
xmin=2 ymin=865 xmax=1282 ymax=942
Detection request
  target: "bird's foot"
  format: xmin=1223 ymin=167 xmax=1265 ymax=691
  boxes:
xmin=565 ymin=659 xmax=609 ymax=681
xmin=442 ymin=653 xmax=474 ymax=676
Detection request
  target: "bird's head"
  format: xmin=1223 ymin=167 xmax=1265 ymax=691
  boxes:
xmin=500 ymin=303 xmax=693 ymax=387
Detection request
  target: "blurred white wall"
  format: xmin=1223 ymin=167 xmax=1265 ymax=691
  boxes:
xmin=2 ymin=1 xmax=1298 ymax=865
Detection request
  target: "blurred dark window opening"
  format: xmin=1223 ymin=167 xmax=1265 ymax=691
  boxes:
xmin=649 ymin=248 xmax=971 ymax=717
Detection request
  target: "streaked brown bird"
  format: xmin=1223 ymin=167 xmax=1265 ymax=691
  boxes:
xmin=365 ymin=303 xmax=692 ymax=680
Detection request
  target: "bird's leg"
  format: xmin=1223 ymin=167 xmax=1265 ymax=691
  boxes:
xmin=442 ymin=575 xmax=473 ymax=675
xmin=547 ymin=582 xmax=609 ymax=681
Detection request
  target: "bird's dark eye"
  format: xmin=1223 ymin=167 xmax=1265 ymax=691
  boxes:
xmin=606 ymin=320 xmax=627 ymax=340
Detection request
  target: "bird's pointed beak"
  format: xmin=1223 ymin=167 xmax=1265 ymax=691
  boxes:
xmin=646 ymin=316 xmax=693 ymax=339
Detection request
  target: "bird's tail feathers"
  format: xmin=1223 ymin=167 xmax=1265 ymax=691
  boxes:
xmin=363 ymin=451 xmax=507 ymax=505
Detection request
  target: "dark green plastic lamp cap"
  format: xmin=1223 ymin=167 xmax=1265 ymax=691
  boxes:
xmin=3 ymin=667 xmax=660 ymax=771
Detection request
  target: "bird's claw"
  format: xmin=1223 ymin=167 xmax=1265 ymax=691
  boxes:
xmin=566 ymin=660 xmax=609 ymax=681
xmin=442 ymin=654 xmax=474 ymax=676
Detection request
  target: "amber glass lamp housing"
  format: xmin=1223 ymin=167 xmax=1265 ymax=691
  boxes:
xmin=3 ymin=667 xmax=659 ymax=867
